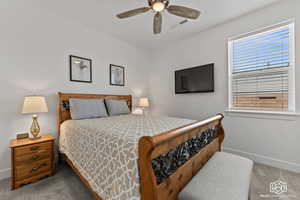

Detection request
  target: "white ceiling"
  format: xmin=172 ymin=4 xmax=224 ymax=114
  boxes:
xmin=36 ymin=0 xmax=281 ymax=49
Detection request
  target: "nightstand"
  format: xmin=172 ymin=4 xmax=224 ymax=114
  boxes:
xmin=10 ymin=134 xmax=55 ymax=190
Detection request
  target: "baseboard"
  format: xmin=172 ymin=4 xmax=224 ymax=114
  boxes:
xmin=223 ymin=147 xmax=300 ymax=173
xmin=0 ymin=168 xmax=10 ymax=180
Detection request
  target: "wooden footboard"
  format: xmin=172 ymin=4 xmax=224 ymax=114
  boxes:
xmin=138 ymin=114 xmax=225 ymax=200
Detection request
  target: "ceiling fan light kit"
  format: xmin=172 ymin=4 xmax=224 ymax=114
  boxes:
xmin=152 ymin=2 xmax=166 ymax=12
xmin=116 ymin=0 xmax=201 ymax=34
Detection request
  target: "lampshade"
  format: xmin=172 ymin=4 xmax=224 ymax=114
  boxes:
xmin=139 ymin=98 xmax=149 ymax=108
xmin=22 ymin=96 xmax=48 ymax=114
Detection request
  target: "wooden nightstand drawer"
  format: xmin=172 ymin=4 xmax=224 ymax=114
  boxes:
xmin=15 ymin=158 xmax=51 ymax=181
xmin=14 ymin=142 xmax=51 ymax=157
xmin=15 ymin=151 xmax=51 ymax=166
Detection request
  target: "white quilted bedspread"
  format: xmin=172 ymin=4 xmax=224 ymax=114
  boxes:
xmin=59 ymin=114 xmax=194 ymax=200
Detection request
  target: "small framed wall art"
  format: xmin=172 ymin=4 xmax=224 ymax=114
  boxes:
xmin=110 ymin=64 xmax=125 ymax=86
xmin=70 ymin=55 xmax=92 ymax=83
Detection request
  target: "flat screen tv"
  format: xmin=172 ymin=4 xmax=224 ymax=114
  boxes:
xmin=175 ymin=64 xmax=214 ymax=94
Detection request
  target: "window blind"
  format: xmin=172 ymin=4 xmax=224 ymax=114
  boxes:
xmin=230 ymin=25 xmax=291 ymax=110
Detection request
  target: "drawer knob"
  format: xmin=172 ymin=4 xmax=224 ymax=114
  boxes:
xmin=31 ymin=166 xmax=40 ymax=172
xmin=31 ymin=155 xmax=40 ymax=161
xmin=30 ymin=163 xmax=47 ymax=173
xmin=30 ymin=146 xmax=40 ymax=151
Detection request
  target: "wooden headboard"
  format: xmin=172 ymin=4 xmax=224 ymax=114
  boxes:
xmin=57 ymin=92 xmax=132 ymax=135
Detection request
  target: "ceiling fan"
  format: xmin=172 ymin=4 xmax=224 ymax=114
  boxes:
xmin=116 ymin=0 xmax=201 ymax=34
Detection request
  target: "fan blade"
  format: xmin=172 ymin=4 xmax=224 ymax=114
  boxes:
xmin=153 ymin=12 xmax=162 ymax=34
xmin=167 ymin=5 xmax=200 ymax=19
xmin=148 ymin=0 xmax=154 ymax=7
xmin=117 ymin=7 xmax=150 ymax=19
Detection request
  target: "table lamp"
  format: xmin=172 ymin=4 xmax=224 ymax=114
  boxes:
xmin=139 ymin=97 xmax=149 ymax=114
xmin=22 ymin=96 xmax=48 ymax=139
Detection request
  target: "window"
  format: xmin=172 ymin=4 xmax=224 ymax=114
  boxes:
xmin=228 ymin=21 xmax=295 ymax=113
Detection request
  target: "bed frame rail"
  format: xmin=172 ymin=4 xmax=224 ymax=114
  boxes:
xmin=138 ymin=114 xmax=224 ymax=200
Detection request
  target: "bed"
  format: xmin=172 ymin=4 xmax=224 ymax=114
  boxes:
xmin=57 ymin=92 xmax=225 ymax=200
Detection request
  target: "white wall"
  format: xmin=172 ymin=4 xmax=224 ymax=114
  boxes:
xmin=148 ymin=0 xmax=300 ymax=172
xmin=0 ymin=1 xmax=150 ymax=178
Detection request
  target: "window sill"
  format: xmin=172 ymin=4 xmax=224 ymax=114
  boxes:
xmin=225 ymin=109 xmax=300 ymax=120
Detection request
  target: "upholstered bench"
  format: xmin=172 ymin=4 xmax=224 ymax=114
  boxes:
xmin=178 ymin=152 xmax=253 ymax=200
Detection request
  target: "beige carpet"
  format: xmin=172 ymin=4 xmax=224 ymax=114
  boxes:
xmin=251 ymin=163 xmax=300 ymax=200
xmin=0 ymin=163 xmax=299 ymax=200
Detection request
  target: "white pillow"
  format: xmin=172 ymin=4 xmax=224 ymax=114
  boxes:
xmin=132 ymin=108 xmax=143 ymax=115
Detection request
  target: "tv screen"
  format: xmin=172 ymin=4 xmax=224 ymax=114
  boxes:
xmin=175 ymin=64 xmax=214 ymax=94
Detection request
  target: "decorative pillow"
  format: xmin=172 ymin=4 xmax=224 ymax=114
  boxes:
xmin=69 ymin=98 xmax=108 ymax=120
xmin=105 ymin=99 xmax=130 ymax=116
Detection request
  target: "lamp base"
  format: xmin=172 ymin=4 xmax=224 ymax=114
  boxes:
xmin=29 ymin=136 xmax=41 ymax=140
xmin=30 ymin=114 xmax=41 ymax=140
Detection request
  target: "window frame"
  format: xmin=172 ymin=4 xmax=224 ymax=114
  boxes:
xmin=227 ymin=20 xmax=296 ymax=114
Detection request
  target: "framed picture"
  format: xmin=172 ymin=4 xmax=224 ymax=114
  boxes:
xmin=110 ymin=64 xmax=125 ymax=86
xmin=70 ymin=55 xmax=92 ymax=83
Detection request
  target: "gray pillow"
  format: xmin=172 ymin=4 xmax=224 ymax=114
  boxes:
xmin=105 ymin=99 xmax=130 ymax=116
xmin=69 ymin=98 xmax=108 ymax=120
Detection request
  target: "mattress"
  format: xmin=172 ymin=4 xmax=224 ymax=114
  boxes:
xmin=59 ymin=114 xmax=195 ymax=200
